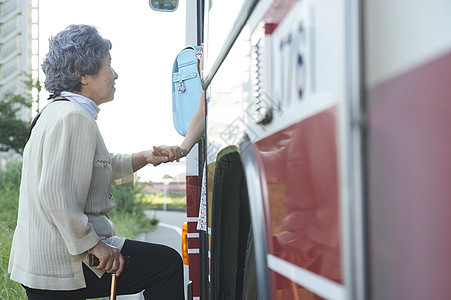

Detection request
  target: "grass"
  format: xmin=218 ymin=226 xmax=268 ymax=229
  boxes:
xmin=0 ymin=162 xmax=27 ymax=300
xmin=140 ymin=190 xmax=186 ymax=211
xmin=108 ymin=184 xmax=157 ymax=238
xmin=0 ymin=224 xmax=25 ymax=300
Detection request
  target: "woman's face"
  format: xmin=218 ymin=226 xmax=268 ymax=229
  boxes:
xmin=80 ymin=52 xmax=118 ymax=105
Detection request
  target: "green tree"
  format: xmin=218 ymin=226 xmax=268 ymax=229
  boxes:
xmin=0 ymin=74 xmax=40 ymax=155
xmin=0 ymin=93 xmax=32 ymax=155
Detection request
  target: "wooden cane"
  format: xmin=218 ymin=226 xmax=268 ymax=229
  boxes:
xmin=89 ymin=254 xmax=130 ymax=300
xmin=110 ymin=272 xmax=117 ymax=300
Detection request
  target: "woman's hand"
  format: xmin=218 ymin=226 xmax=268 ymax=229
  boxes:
xmin=132 ymin=150 xmax=169 ymax=171
xmin=142 ymin=150 xmax=170 ymax=166
xmin=88 ymin=241 xmax=125 ymax=276
xmin=153 ymin=146 xmax=186 ymax=162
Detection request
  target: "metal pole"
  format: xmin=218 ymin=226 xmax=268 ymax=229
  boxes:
xmin=163 ymin=180 xmax=168 ymax=211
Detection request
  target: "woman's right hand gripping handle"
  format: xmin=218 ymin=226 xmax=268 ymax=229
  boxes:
xmin=88 ymin=241 xmax=125 ymax=276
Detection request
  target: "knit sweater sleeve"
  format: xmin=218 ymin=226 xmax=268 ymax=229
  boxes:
xmin=38 ymin=112 xmax=100 ymax=255
xmin=111 ymin=153 xmax=135 ymax=187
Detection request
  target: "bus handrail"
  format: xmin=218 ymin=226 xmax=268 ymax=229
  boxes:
xmin=202 ymin=0 xmax=260 ymax=90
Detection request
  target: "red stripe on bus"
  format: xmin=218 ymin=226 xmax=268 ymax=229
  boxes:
xmin=366 ymin=50 xmax=451 ymax=300
xmin=187 ymin=222 xmax=199 ymax=233
xmin=186 ymin=175 xmax=199 ymax=218
xmin=188 ymin=253 xmax=200 ymax=297
xmin=262 ymin=0 xmax=298 ymax=33
xmin=188 ymin=237 xmax=200 ymax=249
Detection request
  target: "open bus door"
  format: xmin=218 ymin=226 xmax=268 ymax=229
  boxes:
xmin=149 ymin=1 xmax=207 ymax=299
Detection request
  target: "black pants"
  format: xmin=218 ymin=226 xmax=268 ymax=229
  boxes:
xmin=24 ymin=239 xmax=185 ymax=299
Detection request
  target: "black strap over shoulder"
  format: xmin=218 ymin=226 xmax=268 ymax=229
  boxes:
xmin=28 ymin=97 xmax=70 ymax=140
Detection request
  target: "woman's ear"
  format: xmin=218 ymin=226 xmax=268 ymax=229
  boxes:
xmin=80 ymin=75 xmax=89 ymax=85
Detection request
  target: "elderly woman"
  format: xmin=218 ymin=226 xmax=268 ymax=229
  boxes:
xmin=8 ymin=24 xmax=184 ymax=299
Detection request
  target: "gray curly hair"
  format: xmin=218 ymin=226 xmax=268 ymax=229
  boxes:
xmin=42 ymin=24 xmax=112 ymax=92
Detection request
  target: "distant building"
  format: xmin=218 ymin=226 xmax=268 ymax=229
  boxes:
xmin=143 ymin=182 xmax=186 ymax=192
xmin=0 ymin=0 xmax=37 ymax=164
xmin=0 ymin=0 xmax=36 ymax=98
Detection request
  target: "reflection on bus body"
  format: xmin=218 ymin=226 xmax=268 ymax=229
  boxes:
xmin=256 ymin=107 xmax=340 ymax=299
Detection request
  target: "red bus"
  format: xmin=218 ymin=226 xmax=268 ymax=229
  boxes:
xmin=151 ymin=0 xmax=451 ymax=299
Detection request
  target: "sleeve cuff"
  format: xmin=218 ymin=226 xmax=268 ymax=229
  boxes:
xmin=66 ymin=230 xmax=100 ymax=255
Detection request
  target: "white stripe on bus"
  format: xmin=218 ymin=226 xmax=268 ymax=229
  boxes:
xmin=187 ymin=233 xmax=199 ymax=238
xmin=267 ymin=254 xmax=345 ymax=300
xmin=186 ymin=144 xmax=199 ymax=175
xmin=188 ymin=249 xmax=200 ymax=254
xmin=365 ymin=1 xmax=451 ymax=88
xmin=186 ymin=217 xmax=198 ymax=222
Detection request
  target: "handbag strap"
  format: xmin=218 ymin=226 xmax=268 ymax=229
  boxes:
xmin=28 ymin=96 xmax=69 ymax=139
xmin=172 ymin=45 xmax=202 ymax=93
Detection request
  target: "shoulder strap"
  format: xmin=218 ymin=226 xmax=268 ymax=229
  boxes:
xmin=28 ymin=97 xmax=70 ymax=140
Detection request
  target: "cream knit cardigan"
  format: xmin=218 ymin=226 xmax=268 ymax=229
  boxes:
xmin=8 ymin=101 xmax=135 ymax=290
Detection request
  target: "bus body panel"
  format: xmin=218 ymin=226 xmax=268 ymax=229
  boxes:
xmin=179 ymin=0 xmax=451 ymax=298
xmin=203 ymin=0 xmax=345 ymax=298
xmin=367 ymin=50 xmax=451 ymax=300
xmin=364 ymin=1 xmax=451 ymax=299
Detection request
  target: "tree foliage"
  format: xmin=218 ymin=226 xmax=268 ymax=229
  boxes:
xmin=0 ymin=74 xmax=40 ymax=155
xmin=0 ymin=93 xmax=32 ymax=155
